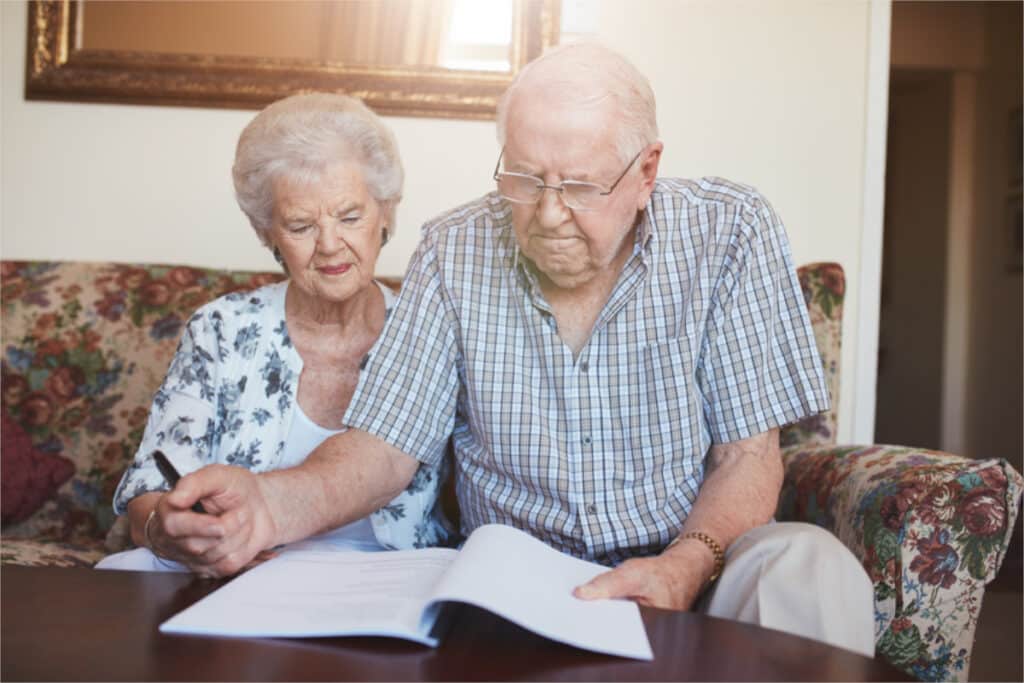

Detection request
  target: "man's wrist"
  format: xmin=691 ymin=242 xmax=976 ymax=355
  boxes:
xmin=255 ymin=471 xmax=288 ymax=547
xmin=665 ymin=531 xmax=725 ymax=585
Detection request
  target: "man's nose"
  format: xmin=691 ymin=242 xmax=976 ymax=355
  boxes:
xmin=535 ymin=186 xmax=571 ymax=227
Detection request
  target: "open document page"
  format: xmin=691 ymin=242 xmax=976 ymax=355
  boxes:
xmin=429 ymin=524 xmax=653 ymax=660
xmin=160 ymin=523 xmax=653 ymax=660
xmin=159 ymin=546 xmax=457 ymax=645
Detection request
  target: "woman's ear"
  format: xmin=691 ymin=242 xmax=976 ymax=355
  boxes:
xmin=270 ymin=244 xmax=289 ymax=275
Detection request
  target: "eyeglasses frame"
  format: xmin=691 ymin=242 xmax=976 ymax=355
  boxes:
xmin=492 ymin=147 xmax=646 ymax=211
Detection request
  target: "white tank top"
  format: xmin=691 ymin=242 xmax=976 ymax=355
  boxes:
xmin=279 ymin=403 xmax=378 ymax=548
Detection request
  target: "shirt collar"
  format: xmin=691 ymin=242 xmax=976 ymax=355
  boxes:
xmin=634 ymin=203 xmax=656 ymax=258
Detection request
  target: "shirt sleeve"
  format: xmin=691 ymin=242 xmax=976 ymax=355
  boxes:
xmin=696 ymin=192 xmax=830 ymax=444
xmin=343 ymin=233 xmax=461 ymax=468
xmin=111 ymin=307 xmax=225 ymax=514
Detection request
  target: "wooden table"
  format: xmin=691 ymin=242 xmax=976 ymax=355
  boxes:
xmin=2 ymin=565 xmax=909 ymax=681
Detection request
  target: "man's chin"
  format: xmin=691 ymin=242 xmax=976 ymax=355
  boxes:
xmin=536 ymin=263 xmax=593 ymax=290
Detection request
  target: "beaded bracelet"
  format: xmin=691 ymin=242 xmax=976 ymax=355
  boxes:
xmin=666 ymin=530 xmax=725 ymax=583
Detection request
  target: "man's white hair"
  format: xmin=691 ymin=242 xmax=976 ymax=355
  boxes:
xmin=233 ymin=93 xmax=404 ymax=246
xmin=496 ymin=43 xmax=658 ymax=164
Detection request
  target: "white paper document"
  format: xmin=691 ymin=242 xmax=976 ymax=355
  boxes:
xmin=160 ymin=523 xmax=654 ymax=660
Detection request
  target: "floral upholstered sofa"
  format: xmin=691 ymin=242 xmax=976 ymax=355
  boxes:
xmin=2 ymin=259 xmax=1020 ymax=682
xmin=1 ymin=261 xmax=284 ymax=565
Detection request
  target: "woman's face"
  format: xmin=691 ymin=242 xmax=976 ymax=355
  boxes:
xmin=268 ymin=162 xmax=386 ymax=305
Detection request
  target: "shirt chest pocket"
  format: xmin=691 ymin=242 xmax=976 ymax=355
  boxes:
xmin=606 ymin=337 xmax=705 ymax=469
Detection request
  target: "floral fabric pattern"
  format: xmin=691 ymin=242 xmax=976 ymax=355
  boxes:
xmin=779 ymin=262 xmax=843 ymax=448
xmin=2 ymin=261 xmax=285 ymax=547
xmin=773 ymin=263 xmax=1024 ymax=681
xmin=778 ymin=444 xmax=1023 ymax=682
xmin=111 ymin=279 xmax=452 ymax=549
xmin=1 ymin=537 xmax=107 ymax=568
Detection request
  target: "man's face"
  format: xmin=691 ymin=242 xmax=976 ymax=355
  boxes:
xmin=502 ymin=95 xmax=659 ymax=291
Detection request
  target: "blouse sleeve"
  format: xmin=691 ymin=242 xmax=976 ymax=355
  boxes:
xmin=111 ymin=307 xmax=227 ymax=514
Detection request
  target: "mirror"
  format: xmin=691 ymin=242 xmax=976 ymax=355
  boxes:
xmin=25 ymin=0 xmax=560 ymax=119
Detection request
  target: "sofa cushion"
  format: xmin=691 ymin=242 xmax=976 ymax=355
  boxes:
xmin=0 ymin=537 xmax=107 ymax=568
xmin=1 ymin=413 xmax=75 ymax=524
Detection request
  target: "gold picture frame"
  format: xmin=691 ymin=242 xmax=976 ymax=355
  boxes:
xmin=25 ymin=0 xmax=560 ymax=120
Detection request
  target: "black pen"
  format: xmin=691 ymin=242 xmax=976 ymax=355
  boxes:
xmin=152 ymin=449 xmax=206 ymax=514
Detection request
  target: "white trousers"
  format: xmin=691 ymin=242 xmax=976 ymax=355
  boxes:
xmin=699 ymin=522 xmax=876 ymax=658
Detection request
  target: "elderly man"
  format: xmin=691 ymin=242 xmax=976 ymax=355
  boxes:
xmin=166 ymin=44 xmax=874 ymax=655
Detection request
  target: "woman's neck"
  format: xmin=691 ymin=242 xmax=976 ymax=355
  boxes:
xmin=284 ymin=281 xmax=382 ymax=335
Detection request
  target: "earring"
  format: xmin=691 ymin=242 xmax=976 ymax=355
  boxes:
xmin=272 ymin=247 xmax=290 ymax=275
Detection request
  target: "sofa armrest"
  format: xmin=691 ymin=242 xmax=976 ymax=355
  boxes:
xmin=778 ymin=444 xmax=1022 ymax=596
xmin=777 ymin=444 xmax=1022 ymax=680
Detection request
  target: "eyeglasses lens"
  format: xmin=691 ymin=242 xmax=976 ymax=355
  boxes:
xmin=497 ymin=175 xmax=602 ymax=211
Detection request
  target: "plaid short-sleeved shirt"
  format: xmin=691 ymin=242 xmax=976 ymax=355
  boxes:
xmin=346 ymin=178 xmax=829 ymax=565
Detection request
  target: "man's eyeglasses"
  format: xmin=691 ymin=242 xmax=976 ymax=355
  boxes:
xmin=492 ymin=148 xmax=643 ymax=212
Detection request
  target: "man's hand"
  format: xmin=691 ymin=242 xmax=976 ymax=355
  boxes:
xmin=575 ymin=429 xmax=782 ymax=611
xmin=128 ymin=490 xmax=221 ymax=574
xmin=129 ymin=430 xmax=419 ymax=578
xmin=573 ymin=536 xmax=717 ymax=610
xmin=148 ymin=464 xmax=278 ymax=577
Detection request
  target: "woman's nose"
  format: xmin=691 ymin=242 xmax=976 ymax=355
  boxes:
xmin=316 ymin=221 xmax=346 ymax=253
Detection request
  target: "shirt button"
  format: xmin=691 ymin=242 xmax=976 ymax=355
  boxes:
xmin=581 ymin=435 xmax=592 ymax=446
xmin=580 ymin=361 xmax=589 ymax=372
xmin=586 ymin=503 xmax=597 ymax=514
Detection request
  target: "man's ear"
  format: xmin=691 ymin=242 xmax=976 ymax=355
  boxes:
xmin=637 ymin=142 xmax=663 ymax=209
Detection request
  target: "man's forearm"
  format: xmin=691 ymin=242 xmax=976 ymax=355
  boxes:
xmin=574 ymin=429 xmax=783 ymax=610
xmin=259 ymin=428 xmax=421 ymax=547
xmin=668 ymin=429 xmax=783 ymax=579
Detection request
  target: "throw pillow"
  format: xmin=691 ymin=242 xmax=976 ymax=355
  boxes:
xmin=1 ymin=413 xmax=75 ymax=524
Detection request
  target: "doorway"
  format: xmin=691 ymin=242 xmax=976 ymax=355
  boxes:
xmin=875 ymin=71 xmax=951 ymax=449
xmin=876 ymin=1 xmax=1022 ymax=471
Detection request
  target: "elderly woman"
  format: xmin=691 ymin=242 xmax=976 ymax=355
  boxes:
xmin=100 ymin=93 xmax=450 ymax=573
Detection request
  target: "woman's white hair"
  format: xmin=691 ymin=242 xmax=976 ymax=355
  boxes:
xmin=496 ymin=43 xmax=658 ymax=164
xmin=233 ymin=92 xmax=404 ymax=245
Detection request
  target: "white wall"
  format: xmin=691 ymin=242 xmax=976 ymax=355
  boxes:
xmin=1 ymin=0 xmax=877 ymax=443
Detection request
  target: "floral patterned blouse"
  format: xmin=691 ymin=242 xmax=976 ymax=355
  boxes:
xmin=111 ymin=280 xmax=452 ymax=549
